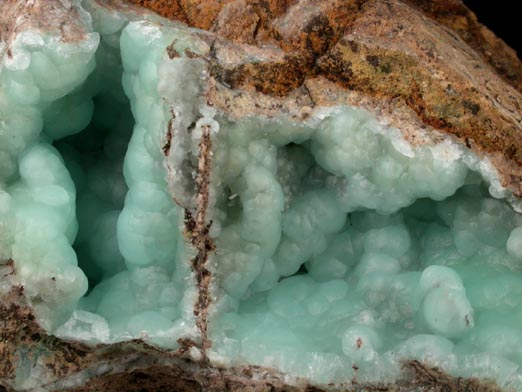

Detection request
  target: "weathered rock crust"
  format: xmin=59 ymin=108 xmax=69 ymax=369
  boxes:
xmin=124 ymin=0 xmax=522 ymax=197
xmin=2 ymin=0 xmax=522 ymax=391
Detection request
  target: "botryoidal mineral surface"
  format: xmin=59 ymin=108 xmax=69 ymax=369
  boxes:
xmin=2 ymin=0 xmax=522 ymax=391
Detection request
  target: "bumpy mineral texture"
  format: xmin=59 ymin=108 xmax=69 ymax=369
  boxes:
xmin=124 ymin=0 xmax=522 ymax=197
xmin=2 ymin=0 xmax=522 ymax=391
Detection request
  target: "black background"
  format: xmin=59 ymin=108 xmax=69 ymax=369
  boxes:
xmin=464 ymin=0 xmax=521 ymax=59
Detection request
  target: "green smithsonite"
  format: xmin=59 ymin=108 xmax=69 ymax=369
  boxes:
xmin=2 ymin=1 xmax=522 ymax=390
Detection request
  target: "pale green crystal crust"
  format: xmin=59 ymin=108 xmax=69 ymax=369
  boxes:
xmin=1 ymin=1 xmax=522 ymax=390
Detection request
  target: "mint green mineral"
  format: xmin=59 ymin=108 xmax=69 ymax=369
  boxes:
xmin=1 ymin=0 xmax=522 ymax=390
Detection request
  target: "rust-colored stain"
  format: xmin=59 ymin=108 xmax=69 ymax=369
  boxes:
xmin=127 ymin=0 xmax=522 ymax=95
xmin=126 ymin=0 xmax=189 ymax=23
xmin=125 ymin=1 xmax=522 ymax=199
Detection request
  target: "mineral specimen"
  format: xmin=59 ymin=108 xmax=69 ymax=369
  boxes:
xmin=2 ymin=0 xmax=522 ymax=391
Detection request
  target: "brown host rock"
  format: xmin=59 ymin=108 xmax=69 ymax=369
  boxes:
xmin=1 ymin=0 xmax=522 ymax=391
